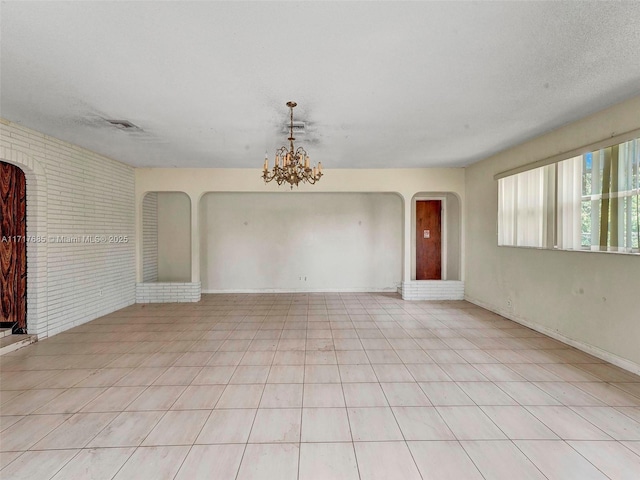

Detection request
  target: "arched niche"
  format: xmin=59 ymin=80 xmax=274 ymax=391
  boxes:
xmin=142 ymin=191 xmax=191 ymax=282
xmin=411 ymin=192 xmax=462 ymax=281
xmin=0 ymin=148 xmax=48 ymax=337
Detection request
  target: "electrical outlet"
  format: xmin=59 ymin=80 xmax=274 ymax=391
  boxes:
xmin=506 ymin=298 xmax=512 ymax=308
xmin=99 ymin=289 xmax=103 ymax=297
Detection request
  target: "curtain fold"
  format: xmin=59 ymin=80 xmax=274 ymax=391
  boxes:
xmin=498 ymin=175 xmax=517 ymax=246
xmin=557 ymin=156 xmax=582 ymax=250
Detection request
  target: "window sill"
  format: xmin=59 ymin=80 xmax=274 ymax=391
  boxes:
xmin=497 ymin=245 xmax=639 ymax=255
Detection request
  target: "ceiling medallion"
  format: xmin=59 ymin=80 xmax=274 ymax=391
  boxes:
xmin=262 ymin=101 xmax=322 ymax=188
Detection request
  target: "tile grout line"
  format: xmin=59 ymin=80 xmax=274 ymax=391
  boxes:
xmin=339 ymin=302 xmax=363 ymax=480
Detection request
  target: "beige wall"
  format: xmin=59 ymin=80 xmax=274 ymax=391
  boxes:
xmin=465 ymin=95 xmax=640 ymax=372
xmin=199 ymin=193 xmax=402 ymax=291
xmin=136 ymin=167 xmax=466 ymax=287
xmin=157 ymin=192 xmax=191 ymax=282
xmin=444 ymin=193 xmax=461 ymax=280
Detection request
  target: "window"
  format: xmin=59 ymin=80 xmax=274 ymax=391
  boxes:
xmin=498 ymin=137 xmax=639 ymax=254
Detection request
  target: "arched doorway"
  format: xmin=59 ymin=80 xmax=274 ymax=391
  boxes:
xmin=412 ymin=192 xmax=462 ymax=281
xmin=1 ymin=161 xmax=27 ymax=333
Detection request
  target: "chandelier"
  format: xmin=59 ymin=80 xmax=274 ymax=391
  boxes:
xmin=262 ymin=101 xmax=322 ymax=188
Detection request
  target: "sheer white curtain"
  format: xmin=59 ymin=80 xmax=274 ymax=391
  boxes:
xmin=498 ymin=137 xmax=638 ymax=253
xmin=516 ymin=166 xmax=547 ymax=247
xmin=498 ymin=166 xmax=551 ymax=247
xmin=498 ymin=175 xmax=517 ymax=245
xmin=618 ymin=139 xmax=639 ymax=251
xmin=557 ymin=155 xmax=582 ymax=250
xmin=584 ymin=140 xmax=639 ymax=252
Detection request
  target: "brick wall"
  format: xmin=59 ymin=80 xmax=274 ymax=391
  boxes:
xmin=142 ymin=192 xmax=158 ymax=282
xmin=136 ymin=282 xmax=201 ymax=303
xmin=400 ymin=280 xmax=465 ymax=300
xmin=0 ymin=119 xmax=136 ymax=338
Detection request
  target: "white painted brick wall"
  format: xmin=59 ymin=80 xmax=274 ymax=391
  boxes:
xmin=400 ymin=280 xmax=465 ymax=300
xmin=136 ymin=282 xmax=201 ymax=303
xmin=1 ymin=119 xmax=136 ymax=338
xmin=142 ymin=192 xmax=158 ymax=282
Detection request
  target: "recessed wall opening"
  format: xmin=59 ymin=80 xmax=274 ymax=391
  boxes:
xmin=411 ymin=192 xmax=461 ymax=281
xmin=142 ymin=191 xmax=191 ymax=282
xmin=199 ymin=192 xmax=403 ymax=292
xmin=1 ymin=161 xmax=27 ymax=333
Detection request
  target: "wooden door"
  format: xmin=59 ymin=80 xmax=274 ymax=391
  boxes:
xmin=416 ymin=200 xmax=441 ymax=280
xmin=1 ymin=162 xmax=27 ymax=333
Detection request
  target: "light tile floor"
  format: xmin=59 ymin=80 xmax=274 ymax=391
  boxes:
xmin=1 ymin=293 xmax=640 ymax=479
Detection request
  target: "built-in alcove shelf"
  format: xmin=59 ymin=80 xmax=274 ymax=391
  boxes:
xmin=400 ymin=280 xmax=464 ymax=300
xmin=136 ymin=282 xmax=201 ymax=303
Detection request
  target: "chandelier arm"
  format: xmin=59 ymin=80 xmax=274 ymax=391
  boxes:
xmin=263 ymin=171 xmax=275 ymax=182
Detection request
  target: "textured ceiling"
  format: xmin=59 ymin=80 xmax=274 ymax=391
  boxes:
xmin=1 ymin=1 xmax=640 ymax=169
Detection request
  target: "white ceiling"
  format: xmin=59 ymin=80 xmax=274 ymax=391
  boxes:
xmin=2 ymin=1 xmax=640 ymax=169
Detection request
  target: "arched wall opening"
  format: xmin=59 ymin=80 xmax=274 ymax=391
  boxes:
xmin=0 ymin=150 xmax=48 ymax=337
xmin=199 ymin=192 xmax=403 ymax=292
xmin=411 ymin=192 xmax=462 ymax=281
xmin=137 ymin=191 xmax=198 ymax=303
xmin=1 ymin=161 xmax=27 ymax=333
xmin=141 ymin=191 xmax=191 ymax=282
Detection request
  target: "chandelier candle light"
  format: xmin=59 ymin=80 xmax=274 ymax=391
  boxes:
xmin=262 ymin=101 xmax=322 ymax=188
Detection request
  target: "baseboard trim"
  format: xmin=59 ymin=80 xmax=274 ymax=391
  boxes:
xmin=202 ymin=288 xmax=398 ymax=294
xmin=465 ymin=295 xmax=640 ymax=376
